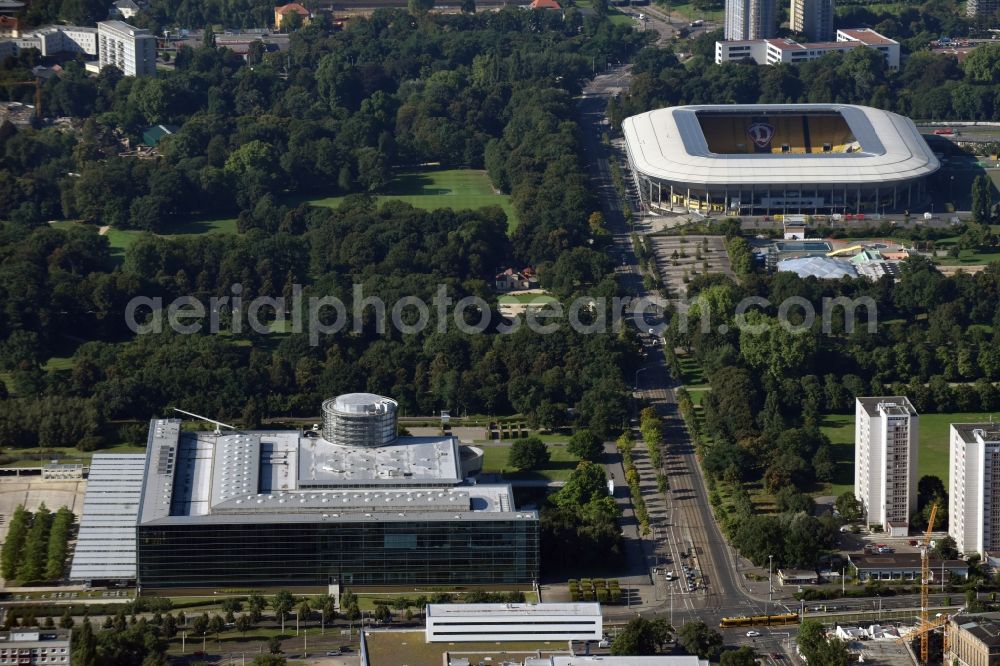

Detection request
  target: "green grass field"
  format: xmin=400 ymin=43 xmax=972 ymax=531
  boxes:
xmin=302 ymin=169 xmax=520 ymax=233
xmin=480 ymin=442 xmax=580 ymax=481
xmin=935 ymin=249 xmax=1000 ymax=266
xmin=817 ymin=411 xmax=1000 ymax=495
xmin=677 ymin=354 xmax=707 ymax=387
xmin=2 ymin=444 xmax=148 ymax=467
xmin=498 ymin=292 xmax=557 ymax=306
xmin=51 ymin=217 xmax=237 ymax=264
xmin=658 ymin=0 xmax=724 ymax=23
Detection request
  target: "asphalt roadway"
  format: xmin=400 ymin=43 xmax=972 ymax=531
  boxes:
xmin=580 ymin=72 xmax=766 ymax=628
xmin=578 ymin=65 xmax=953 ymax=638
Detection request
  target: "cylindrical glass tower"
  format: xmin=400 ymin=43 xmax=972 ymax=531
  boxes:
xmin=320 ymin=393 xmax=398 ymax=448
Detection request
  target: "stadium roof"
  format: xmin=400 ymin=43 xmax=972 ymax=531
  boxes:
xmin=621 ymin=104 xmax=939 ymax=187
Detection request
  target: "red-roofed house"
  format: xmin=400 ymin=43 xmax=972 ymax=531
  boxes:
xmin=495 ymin=267 xmax=539 ymax=292
xmin=0 ymin=15 xmax=19 ymax=38
xmin=274 ymin=3 xmax=310 ymax=29
xmin=530 ymin=0 xmax=562 ymax=9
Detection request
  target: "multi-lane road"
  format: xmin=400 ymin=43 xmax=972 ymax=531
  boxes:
xmin=579 ymin=72 xmax=763 ymax=627
xmin=578 ymin=58 xmax=945 ymax=637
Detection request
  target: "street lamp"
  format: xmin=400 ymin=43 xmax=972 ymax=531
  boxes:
xmin=634 ymin=364 xmax=656 ymax=391
xmin=768 ymin=554 xmax=774 ymax=616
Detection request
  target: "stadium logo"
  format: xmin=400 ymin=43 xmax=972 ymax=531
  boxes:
xmin=747 ymin=122 xmax=775 ymax=148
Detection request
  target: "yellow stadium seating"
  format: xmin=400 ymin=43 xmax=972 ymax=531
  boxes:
xmin=699 ymin=114 xmax=856 ymax=155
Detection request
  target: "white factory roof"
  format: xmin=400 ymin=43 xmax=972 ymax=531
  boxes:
xmin=621 ymin=104 xmax=939 ymax=187
xmin=526 ymin=658 xmax=710 ymax=666
xmin=69 ymin=454 xmax=145 ymax=580
xmin=136 ymin=419 xmax=523 ymax=526
xmin=426 ymin=603 xmax=602 ymax=618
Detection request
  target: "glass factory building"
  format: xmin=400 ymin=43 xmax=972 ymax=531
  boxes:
xmin=72 ymin=393 xmax=537 ymax=590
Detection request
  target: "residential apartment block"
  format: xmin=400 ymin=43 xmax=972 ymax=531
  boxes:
xmin=967 ymin=0 xmax=1000 ymax=18
xmin=0 ymin=631 xmax=71 ymax=665
xmin=11 ymin=24 xmax=96 ymax=57
xmin=790 ymin=0 xmax=834 ymax=41
xmin=97 ymin=20 xmax=156 ymax=77
xmin=855 ymin=397 xmax=918 ymax=536
xmin=724 ymin=0 xmax=776 ymax=40
xmin=716 ymin=28 xmax=899 ymax=69
xmin=950 ymin=424 xmax=1000 ymax=556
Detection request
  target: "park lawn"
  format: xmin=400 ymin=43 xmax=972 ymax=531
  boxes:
xmin=303 ymin=169 xmax=520 ymax=234
xmin=816 ymin=411 xmax=1000 ymax=496
xmin=480 ymin=443 xmax=580 ymax=481
xmin=51 ymin=217 xmax=237 ymax=264
xmin=42 ymin=356 xmax=75 ymax=372
xmin=935 ymin=248 xmax=1000 ymax=266
xmin=676 ymin=352 xmax=706 ymax=386
xmin=572 ymin=0 xmax=636 ymax=24
xmin=3 ymin=443 xmax=147 ymax=467
xmin=658 ymin=0 xmax=724 ymax=22
xmin=498 ymin=292 xmax=557 ymax=306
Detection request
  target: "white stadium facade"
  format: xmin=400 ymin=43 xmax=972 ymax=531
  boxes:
xmin=621 ymin=104 xmax=940 ymax=216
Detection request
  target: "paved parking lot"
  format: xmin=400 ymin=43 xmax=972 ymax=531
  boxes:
xmin=0 ymin=476 xmax=87 ymax=587
xmin=649 ymin=235 xmax=734 ymax=301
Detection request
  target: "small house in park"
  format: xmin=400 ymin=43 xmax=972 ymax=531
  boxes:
xmin=848 ymin=553 xmax=969 ymax=582
xmin=777 ymin=569 xmax=818 ymax=586
xmin=494 ymin=267 xmax=538 ymax=292
xmin=274 ymin=2 xmax=310 ymax=29
xmin=529 ymin=0 xmax=562 ymax=8
xmin=0 ymin=15 xmax=19 ymax=38
xmin=109 ymin=0 xmax=139 ymax=19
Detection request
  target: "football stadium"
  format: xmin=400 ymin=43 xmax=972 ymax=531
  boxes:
xmin=621 ymin=104 xmax=940 ymax=215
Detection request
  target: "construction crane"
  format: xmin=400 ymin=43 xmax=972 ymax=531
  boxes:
xmin=920 ymin=503 xmax=939 ymax=663
xmin=894 ymin=503 xmax=945 ymax=664
xmin=0 ymin=79 xmax=41 ymax=120
xmin=898 ymin=614 xmax=949 ymax=663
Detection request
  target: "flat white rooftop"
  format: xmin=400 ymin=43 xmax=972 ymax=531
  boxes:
xmin=528 ymin=658 xmax=710 ymax=666
xmin=137 ymin=419 xmax=522 ymax=526
xmin=426 ymin=603 xmax=601 ymax=618
xmin=857 ymin=396 xmax=917 ymax=418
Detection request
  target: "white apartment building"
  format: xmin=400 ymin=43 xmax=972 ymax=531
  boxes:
xmin=715 ymin=28 xmax=899 ymax=69
xmin=950 ymin=424 xmax=1000 ymax=556
xmin=6 ymin=24 xmax=96 ymax=57
xmin=855 ymin=397 xmax=918 ymax=537
xmin=790 ymin=0 xmax=834 ymax=41
xmin=724 ymin=0 xmax=776 ymax=40
xmin=97 ymin=20 xmax=156 ymax=77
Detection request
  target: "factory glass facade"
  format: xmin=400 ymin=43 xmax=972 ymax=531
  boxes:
xmin=137 ymin=518 xmax=539 ymax=588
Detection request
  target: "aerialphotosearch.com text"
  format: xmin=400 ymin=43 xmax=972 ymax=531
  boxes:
xmin=124 ymin=284 xmax=878 ymax=345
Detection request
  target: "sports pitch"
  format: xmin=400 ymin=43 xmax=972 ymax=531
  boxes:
xmin=305 ymin=169 xmax=520 ymax=233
